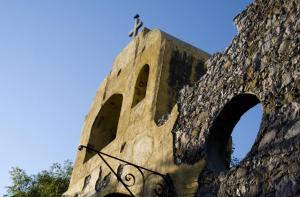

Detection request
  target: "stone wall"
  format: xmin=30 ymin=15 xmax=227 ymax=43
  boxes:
xmin=172 ymin=0 xmax=300 ymax=196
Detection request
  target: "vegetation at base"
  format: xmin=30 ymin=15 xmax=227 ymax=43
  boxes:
xmin=4 ymin=160 xmax=72 ymax=197
xmin=230 ymin=142 xmax=241 ymax=168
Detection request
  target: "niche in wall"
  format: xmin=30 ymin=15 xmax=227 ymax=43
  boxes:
xmin=132 ymin=64 xmax=150 ymax=108
xmin=84 ymin=94 xmax=123 ymax=162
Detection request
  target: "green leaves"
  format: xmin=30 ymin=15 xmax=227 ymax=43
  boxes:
xmin=5 ymin=160 xmax=72 ymax=197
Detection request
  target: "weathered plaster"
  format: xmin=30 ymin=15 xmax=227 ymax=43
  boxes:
xmin=64 ymin=28 xmax=209 ymax=197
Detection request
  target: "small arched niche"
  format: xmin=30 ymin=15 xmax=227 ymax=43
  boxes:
xmin=206 ymin=93 xmax=263 ymax=172
xmin=131 ymin=64 xmax=150 ymax=108
xmin=84 ymin=94 xmax=123 ymax=162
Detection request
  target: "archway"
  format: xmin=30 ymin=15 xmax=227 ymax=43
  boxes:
xmin=206 ymin=93 xmax=263 ymax=172
xmin=85 ymin=94 xmax=123 ymax=162
xmin=230 ymin=103 xmax=263 ymax=167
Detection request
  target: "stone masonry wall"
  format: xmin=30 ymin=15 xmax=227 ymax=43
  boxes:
xmin=172 ymin=0 xmax=300 ymax=196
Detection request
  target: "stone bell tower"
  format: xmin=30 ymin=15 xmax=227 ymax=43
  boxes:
xmin=63 ymin=27 xmax=210 ymax=196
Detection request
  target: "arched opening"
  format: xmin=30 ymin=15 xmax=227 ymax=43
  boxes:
xmin=132 ymin=64 xmax=149 ymax=108
xmin=105 ymin=193 xmax=131 ymax=197
xmin=231 ymin=103 xmax=263 ymax=167
xmin=84 ymin=94 xmax=123 ymax=162
xmin=206 ymin=94 xmax=263 ymax=172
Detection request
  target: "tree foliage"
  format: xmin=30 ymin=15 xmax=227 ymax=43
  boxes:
xmin=5 ymin=160 xmax=72 ymax=197
xmin=230 ymin=142 xmax=241 ymax=168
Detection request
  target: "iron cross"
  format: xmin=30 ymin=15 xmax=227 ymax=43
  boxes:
xmin=129 ymin=14 xmax=143 ymax=38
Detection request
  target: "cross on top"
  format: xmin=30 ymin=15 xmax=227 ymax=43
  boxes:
xmin=129 ymin=14 xmax=143 ymax=38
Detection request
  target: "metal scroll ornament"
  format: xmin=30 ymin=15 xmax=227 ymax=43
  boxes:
xmin=78 ymin=145 xmax=176 ymax=197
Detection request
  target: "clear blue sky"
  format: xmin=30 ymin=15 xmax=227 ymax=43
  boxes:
xmin=0 ymin=0 xmax=257 ymax=195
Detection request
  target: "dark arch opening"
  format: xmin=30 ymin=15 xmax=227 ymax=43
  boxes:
xmin=206 ymin=94 xmax=262 ymax=172
xmin=132 ymin=64 xmax=149 ymax=108
xmin=105 ymin=193 xmax=131 ymax=197
xmin=231 ymin=103 xmax=263 ymax=167
xmin=84 ymin=94 xmax=123 ymax=162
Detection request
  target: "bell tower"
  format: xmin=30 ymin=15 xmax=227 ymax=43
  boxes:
xmin=64 ymin=28 xmax=210 ymax=196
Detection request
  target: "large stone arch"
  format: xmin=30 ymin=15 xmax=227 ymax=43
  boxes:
xmin=206 ymin=93 xmax=262 ymax=172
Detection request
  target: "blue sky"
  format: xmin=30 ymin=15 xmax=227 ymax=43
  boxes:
xmin=0 ymin=0 xmax=257 ymax=195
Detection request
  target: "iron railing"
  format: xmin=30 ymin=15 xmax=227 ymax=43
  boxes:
xmin=78 ymin=145 xmax=175 ymax=197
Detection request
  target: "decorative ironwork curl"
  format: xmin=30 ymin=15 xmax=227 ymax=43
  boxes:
xmin=143 ymin=172 xmax=174 ymax=197
xmin=124 ymin=173 xmax=136 ymax=187
xmin=78 ymin=145 xmax=176 ymax=197
xmin=154 ymin=183 xmax=164 ymax=196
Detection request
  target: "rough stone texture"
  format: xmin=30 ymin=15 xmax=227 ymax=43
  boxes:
xmin=172 ymin=0 xmax=300 ymax=196
xmin=66 ymin=0 xmax=300 ymax=196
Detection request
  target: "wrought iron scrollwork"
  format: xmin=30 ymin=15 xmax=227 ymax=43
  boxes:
xmin=78 ymin=145 xmax=176 ymax=197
